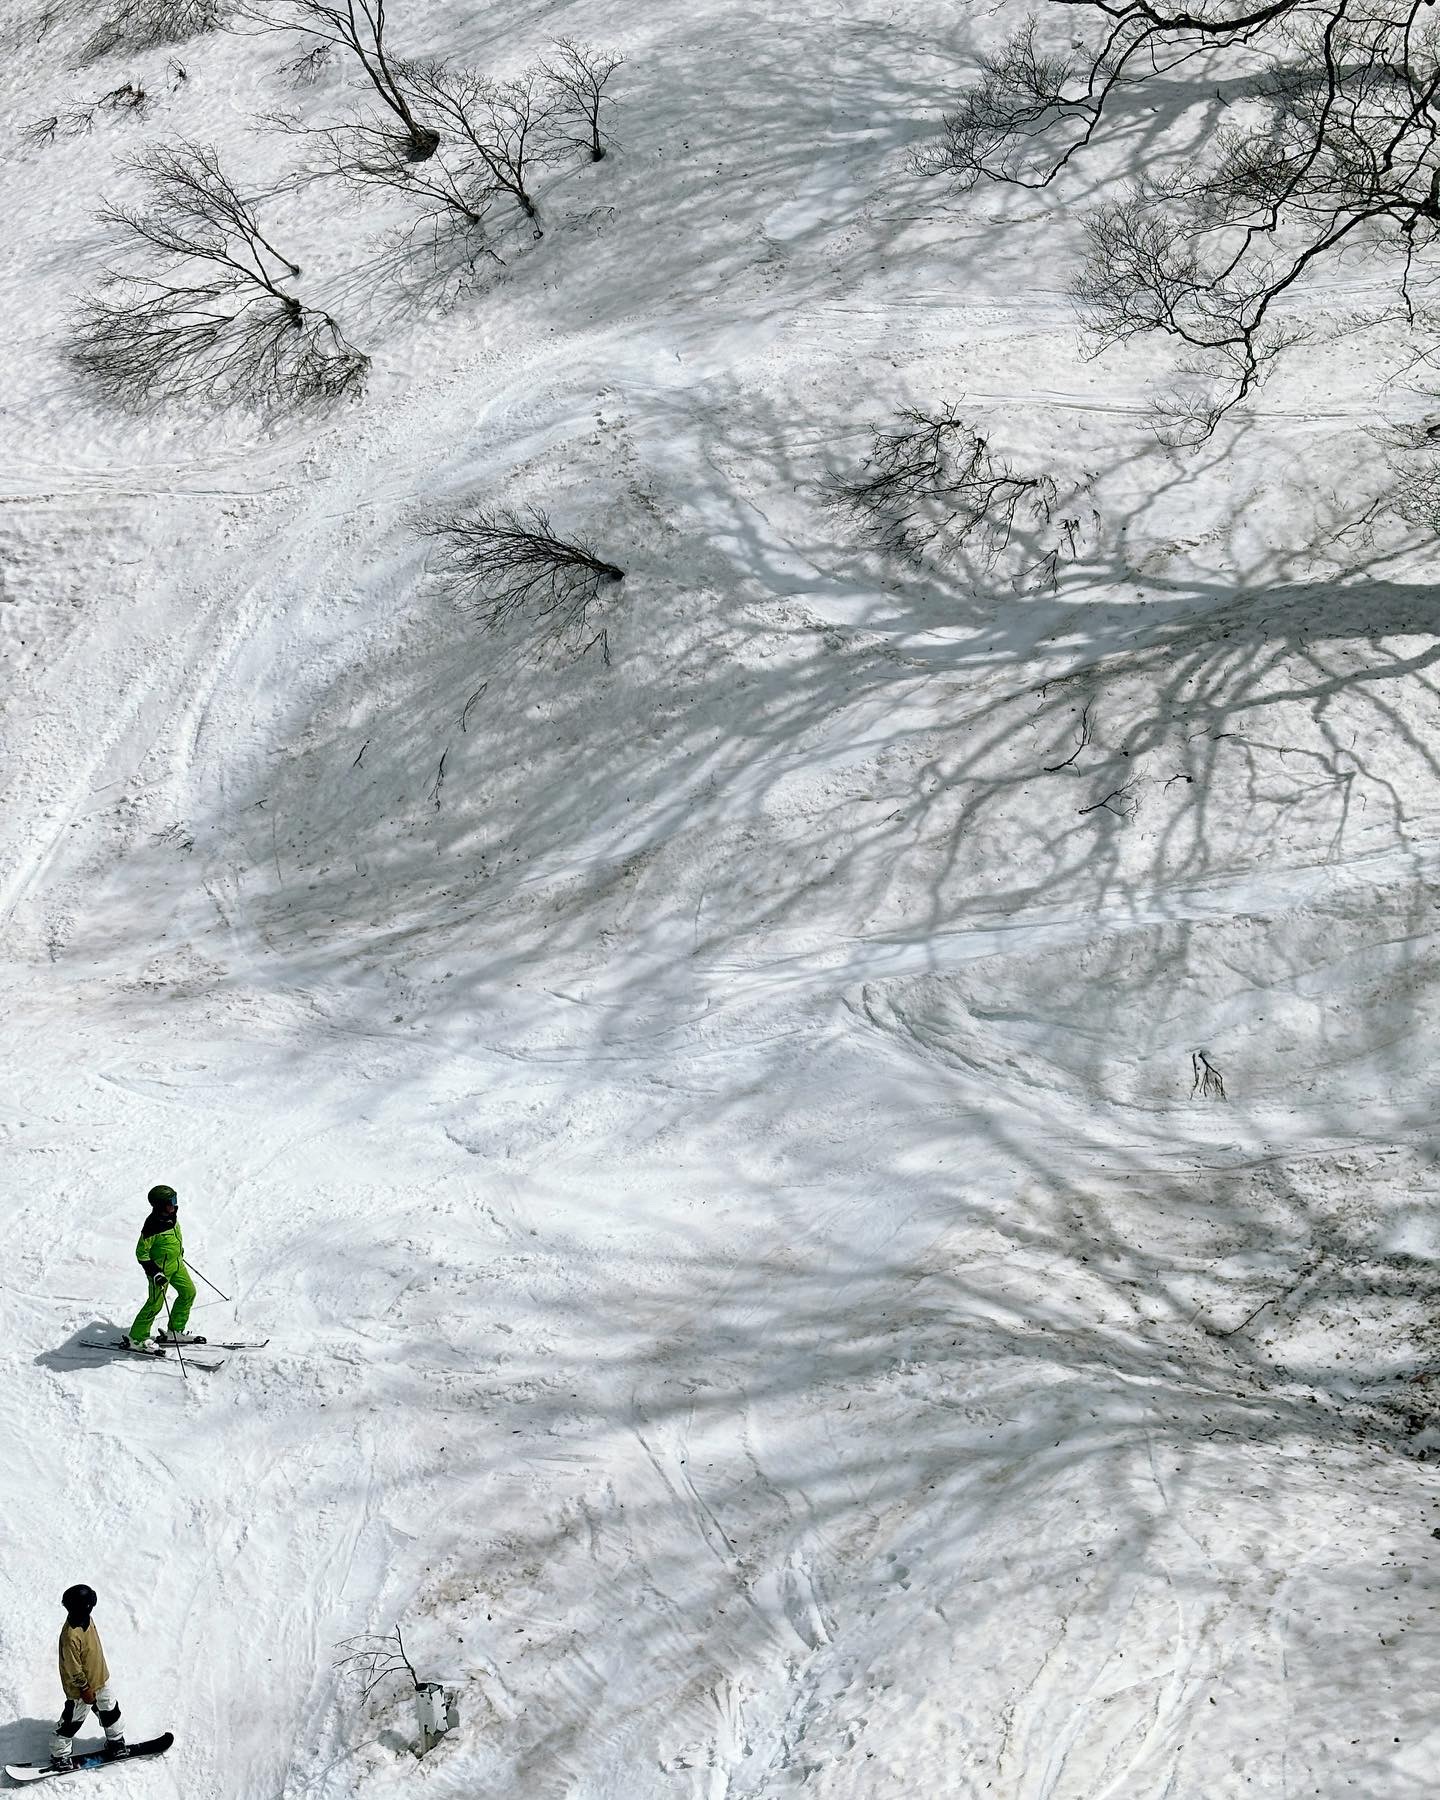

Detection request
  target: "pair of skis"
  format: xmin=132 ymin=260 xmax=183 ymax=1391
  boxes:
xmin=77 ymin=1337 xmax=269 ymax=1374
xmin=6 ymin=1732 xmax=173 ymax=1782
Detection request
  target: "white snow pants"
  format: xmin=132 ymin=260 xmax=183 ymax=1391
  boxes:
xmin=52 ymin=1684 xmax=122 ymax=1759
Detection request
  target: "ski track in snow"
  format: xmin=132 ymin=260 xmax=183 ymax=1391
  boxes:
xmin=5 ymin=0 xmax=1440 ymax=1797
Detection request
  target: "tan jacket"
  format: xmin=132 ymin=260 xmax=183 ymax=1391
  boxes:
xmin=58 ymin=1622 xmax=109 ymax=1700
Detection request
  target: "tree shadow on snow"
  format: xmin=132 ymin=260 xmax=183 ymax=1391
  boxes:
xmin=281 ymin=1114 xmax=1440 ymax=1794
xmin=32 ymin=15 xmax=1440 ymax=1788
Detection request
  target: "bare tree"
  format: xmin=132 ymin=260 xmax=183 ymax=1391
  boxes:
xmin=539 ymin=37 xmax=623 ymax=162
xmin=1191 ymin=1050 xmax=1226 ymax=1100
xmin=82 ymin=0 xmax=223 ymax=60
xmin=242 ymin=0 xmax=440 ymax=160
xmin=335 ymin=1625 xmax=420 ymax=1701
xmin=72 ymin=140 xmax=367 ymax=407
xmin=283 ymin=43 xmax=621 ymax=249
xmin=834 ymin=403 xmax=1057 ymax=560
xmin=427 ymin=503 xmax=624 ymax=656
xmin=399 ymin=62 xmax=559 ymax=229
xmin=923 ymin=1 xmax=1440 ymax=440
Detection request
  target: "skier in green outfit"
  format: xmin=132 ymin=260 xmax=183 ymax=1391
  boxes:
xmin=127 ymin=1184 xmax=201 ymax=1353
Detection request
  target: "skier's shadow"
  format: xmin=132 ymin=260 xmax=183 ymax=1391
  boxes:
xmin=0 ymin=1717 xmax=55 ymax=1775
xmin=34 ymin=1324 xmax=146 ymax=1376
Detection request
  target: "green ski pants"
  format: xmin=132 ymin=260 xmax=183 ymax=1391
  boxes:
xmin=130 ymin=1263 xmax=196 ymax=1341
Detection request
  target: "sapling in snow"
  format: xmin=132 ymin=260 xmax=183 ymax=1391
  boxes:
xmin=538 ymin=38 xmax=624 ymax=162
xmin=398 ymin=61 xmax=561 ymax=231
xmin=334 ymin=1625 xmax=457 ymax=1757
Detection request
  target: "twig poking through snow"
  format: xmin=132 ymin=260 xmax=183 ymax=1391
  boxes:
xmin=1217 ymin=1255 xmax=1325 ymax=1339
xmin=428 ymin=749 xmax=448 ymax=810
xmin=1044 ymin=702 xmax=1093 ymax=773
xmin=1077 ymin=778 xmax=1138 ymax=822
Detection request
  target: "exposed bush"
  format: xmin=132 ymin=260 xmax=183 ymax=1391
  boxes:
xmin=21 ymin=80 xmax=148 ymax=146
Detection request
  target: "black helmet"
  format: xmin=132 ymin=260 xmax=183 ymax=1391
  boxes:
xmin=147 ymin=1185 xmax=178 ymax=1208
xmin=61 ymin=1585 xmax=96 ymax=1619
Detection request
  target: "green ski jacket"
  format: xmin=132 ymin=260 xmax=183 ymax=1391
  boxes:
xmin=136 ymin=1222 xmax=185 ymax=1280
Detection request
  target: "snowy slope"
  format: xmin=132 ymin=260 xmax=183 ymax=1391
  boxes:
xmin=3 ymin=0 xmax=1440 ymax=1796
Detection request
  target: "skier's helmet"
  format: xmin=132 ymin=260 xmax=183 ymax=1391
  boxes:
xmin=147 ymin=1184 xmax=178 ymax=1208
xmin=61 ymin=1585 xmax=97 ymax=1619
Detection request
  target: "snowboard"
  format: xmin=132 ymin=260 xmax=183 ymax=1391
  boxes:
xmin=78 ymin=1338 xmax=226 ymax=1372
xmin=6 ymin=1732 xmax=173 ymax=1782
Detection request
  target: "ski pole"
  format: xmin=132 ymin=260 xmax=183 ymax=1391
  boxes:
xmin=161 ymin=1283 xmax=190 ymax=1382
xmin=183 ymin=1259 xmax=231 ymax=1302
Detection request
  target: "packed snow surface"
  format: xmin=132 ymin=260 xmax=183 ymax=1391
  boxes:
xmin=3 ymin=0 xmax=1440 ymax=1795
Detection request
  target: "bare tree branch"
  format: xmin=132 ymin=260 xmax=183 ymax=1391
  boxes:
xmin=1078 ymin=777 xmax=1140 ymax=821
xmin=1044 ymin=701 xmax=1094 ymax=771
xmin=335 ymin=1625 xmax=420 ymax=1702
xmin=1191 ymin=1049 xmax=1227 ymax=1099
xmin=923 ymin=0 xmax=1440 ymax=438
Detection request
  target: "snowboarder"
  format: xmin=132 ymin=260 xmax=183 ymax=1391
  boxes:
xmin=50 ymin=1585 xmax=125 ymax=1771
xmin=127 ymin=1184 xmax=200 ymax=1353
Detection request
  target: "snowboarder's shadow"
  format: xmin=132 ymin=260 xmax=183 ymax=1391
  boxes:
xmin=34 ymin=1324 xmax=166 ymax=1376
xmin=0 ymin=1717 xmax=55 ymax=1772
